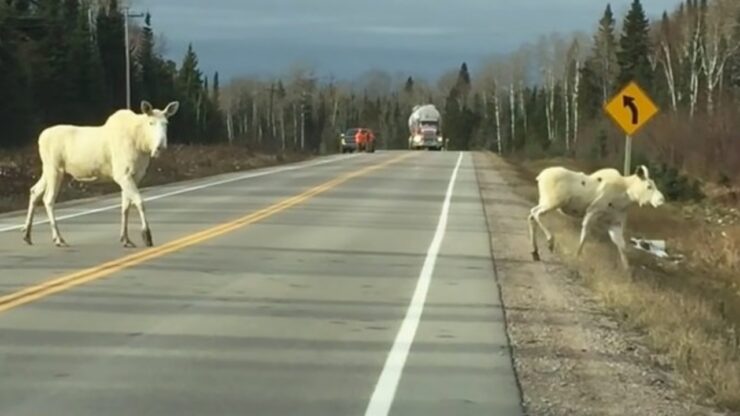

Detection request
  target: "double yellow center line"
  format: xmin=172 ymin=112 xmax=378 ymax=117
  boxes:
xmin=0 ymin=152 xmax=414 ymax=314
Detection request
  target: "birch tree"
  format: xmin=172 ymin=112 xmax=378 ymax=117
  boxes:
xmin=700 ymin=0 xmax=740 ymax=114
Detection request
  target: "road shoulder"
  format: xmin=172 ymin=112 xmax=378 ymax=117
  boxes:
xmin=472 ymin=151 xmax=713 ymax=416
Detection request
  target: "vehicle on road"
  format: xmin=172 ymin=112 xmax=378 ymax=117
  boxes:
xmin=339 ymin=128 xmax=376 ymax=153
xmin=408 ymin=104 xmax=446 ymax=151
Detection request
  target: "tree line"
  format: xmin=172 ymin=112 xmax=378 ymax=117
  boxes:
xmin=221 ymin=0 xmax=740 ymax=186
xmin=3 ymin=0 xmax=739 ymax=186
xmin=0 ymin=0 xmax=224 ymax=148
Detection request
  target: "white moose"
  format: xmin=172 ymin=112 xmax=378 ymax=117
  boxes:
xmin=22 ymin=100 xmax=180 ymax=248
xmin=528 ymin=164 xmax=665 ymax=269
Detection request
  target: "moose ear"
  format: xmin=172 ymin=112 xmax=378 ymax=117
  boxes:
xmin=141 ymin=100 xmax=153 ymax=115
xmin=164 ymin=101 xmax=180 ymax=118
xmin=635 ymin=165 xmax=649 ymax=180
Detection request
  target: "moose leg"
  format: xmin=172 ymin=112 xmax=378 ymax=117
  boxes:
xmin=43 ymin=172 xmax=67 ymax=247
xmin=608 ymin=217 xmax=630 ymax=271
xmin=120 ymin=192 xmax=135 ymax=248
xmin=116 ymin=175 xmax=153 ymax=247
xmin=528 ymin=206 xmax=541 ymax=260
xmin=576 ymin=210 xmax=597 ymax=257
xmin=22 ymin=177 xmax=46 ymax=245
xmin=532 ymin=205 xmax=556 ymax=253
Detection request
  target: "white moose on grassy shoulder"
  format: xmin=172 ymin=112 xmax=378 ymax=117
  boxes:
xmin=22 ymin=100 xmax=180 ymax=248
xmin=528 ymin=164 xmax=666 ymax=270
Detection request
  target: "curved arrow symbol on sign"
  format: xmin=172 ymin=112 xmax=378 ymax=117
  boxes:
xmin=623 ymin=95 xmax=639 ymax=125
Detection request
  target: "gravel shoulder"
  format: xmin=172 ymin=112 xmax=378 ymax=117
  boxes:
xmin=473 ymin=151 xmax=721 ymax=416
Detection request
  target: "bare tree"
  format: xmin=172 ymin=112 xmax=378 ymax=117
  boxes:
xmin=478 ymin=58 xmax=508 ymax=153
xmin=508 ymin=46 xmax=531 ymax=145
xmin=591 ymin=4 xmax=619 ymax=104
xmin=536 ymin=35 xmax=555 ymax=142
xmin=565 ymin=35 xmax=588 ymax=152
xmin=700 ymin=0 xmax=740 ymax=115
xmin=657 ymin=11 xmax=680 ymax=112
xmin=572 ymin=57 xmax=581 ymax=150
xmin=681 ymin=2 xmax=704 ymax=118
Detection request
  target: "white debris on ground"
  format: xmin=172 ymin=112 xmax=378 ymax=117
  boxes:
xmin=630 ymin=237 xmax=685 ymax=262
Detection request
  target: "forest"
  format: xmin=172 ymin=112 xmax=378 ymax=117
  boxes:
xmin=2 ymin=0 xmax=739 ymax=191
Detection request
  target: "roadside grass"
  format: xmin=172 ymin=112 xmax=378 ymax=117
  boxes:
xmin=486 ymin=152 xmax=740 ymax=411
xmin=0 ymin=144 xmax=313 ymax=215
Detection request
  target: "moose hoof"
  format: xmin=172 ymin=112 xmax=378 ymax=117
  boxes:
xmin=531 ymin=251 xmax=541 ymax=261
xmin=547 ymin=239 xmax=555 ymax=252
xmin=22 ymin=231 xmax=32 ymax=246
xmin=54 ymin=238 xmax=68 ymax=247
xmin=121 ymin=237 xmax=136 ymax=248
xmin=142 ymin=229 xmax=153 ymax=247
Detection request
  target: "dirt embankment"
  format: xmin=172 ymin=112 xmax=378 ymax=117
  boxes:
xmin=0 ymin=145 xmax=313 ymax=214
xmin=474 ymin=151 xmax=740 ymax=416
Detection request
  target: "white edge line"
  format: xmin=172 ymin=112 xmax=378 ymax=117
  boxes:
xmin=0 ymin=153 xmax=358 ymax=233
xmin=364 ymin=151 xmax=464 ymax=416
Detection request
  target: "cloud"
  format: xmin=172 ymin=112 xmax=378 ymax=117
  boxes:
xmin=134 ymin=0 xmax=686 ymax=80
xmin=353 ymin=26 xmax=461 ymax=36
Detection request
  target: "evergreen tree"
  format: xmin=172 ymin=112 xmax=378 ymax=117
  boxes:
xmin=0 ymin=1 xmax=228 ymax=148
xmin=213 ymin=71 xmax=221 ymax=103
xmin=0 ymin=1 xmax=34 ymax=146
xmin=456 ymin=62 xmax=472 ymax=100
xmin=33 ymin=0 xmax=74 ymax=124
xmin=617 ymin=0 xmax=653 ymax=89
xmin=404 ymin=76 xmax=414 ymax=94
xmin=96 ymin=0 xmax=126 ymax=109
xmin=173 ymin=44 xmax=206 ymax=143
xmin=61 ymin=0 xmax=107 ymax=124
xmin=444 ymin=87 xmax=463 ymax=149
xmin=137 ymin=12 xmax=159 ymax=105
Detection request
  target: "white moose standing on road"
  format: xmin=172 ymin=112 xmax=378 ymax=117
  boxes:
xmin=528 ymin=164 xmax=665 ymax=270
xmin=22 ymin=100 xmax=180 ymax=248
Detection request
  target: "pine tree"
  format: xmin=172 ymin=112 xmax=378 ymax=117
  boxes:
xmin=0 ymin=1 xmax=34 ymax=146
xmin=178 ymin=43 xmax=203 ymax=98
xmin=404 ymin=76 xmax=414 ymax=94
xmin=137 ymin=12 xmax=159 ymax=105
xmin=33 ymin=0 xmax=74 ymax=124
xmin=457 ymin=62 xmax=471 ymax=87
xmin=67 ymin=1 xmax=108 ymax=124
xmin=617 ymin=0 xmax=653 ymax=89
xmin=213 ymin=71 xmax=221 ymax=104
xmin=456 ymin=62 xmax=472 ymax=100
xmin=174 ymin=44 xmax=206 ymax=143
xmin=96 ymin=0 xmax=126 ymax=110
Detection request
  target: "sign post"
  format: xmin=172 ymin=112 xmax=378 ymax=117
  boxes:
xmin=623 ymin=135 xmax=632 ymax=176
xmin=604 ymin=81 xmax=659 ymax=175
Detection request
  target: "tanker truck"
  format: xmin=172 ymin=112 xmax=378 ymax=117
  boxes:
xmin=408 ymin=104 xmax=446 ymax=151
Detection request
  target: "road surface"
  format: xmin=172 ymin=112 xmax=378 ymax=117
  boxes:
xmin=0 ymin=151 xmax=523 ymax=416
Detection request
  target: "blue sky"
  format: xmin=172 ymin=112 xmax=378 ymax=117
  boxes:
xmin=130 ymin=0 xmax=683 ymax=83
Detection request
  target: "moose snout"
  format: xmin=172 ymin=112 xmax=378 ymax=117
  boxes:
xmin=653 ymin=193 xmax=665 ymax=207
xmin=151 ymin=143 xmax=166 ymax=158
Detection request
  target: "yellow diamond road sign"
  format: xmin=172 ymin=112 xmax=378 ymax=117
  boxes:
xmin=604 ymin=81 xmax=659 ymax=136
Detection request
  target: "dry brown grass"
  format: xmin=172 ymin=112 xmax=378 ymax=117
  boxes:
xmin=0 ymin=144 xmax=313 ymax=214
xmin=488 ymin=153 xmax=740 ymax=411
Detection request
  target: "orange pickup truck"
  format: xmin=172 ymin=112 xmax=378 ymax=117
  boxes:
xmin=339 ymin=128 xmax=376 ymax=153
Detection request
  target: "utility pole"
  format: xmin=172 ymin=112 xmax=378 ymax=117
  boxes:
xmin=123 ymin=7 xmax=145 ymax=109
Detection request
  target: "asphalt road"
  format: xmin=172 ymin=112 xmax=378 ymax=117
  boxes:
xmin=0 ymin=150 xmax=523 ymax=416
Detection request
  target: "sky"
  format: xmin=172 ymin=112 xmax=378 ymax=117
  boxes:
xmin=129 ymin=0 xmax=683 ymax=84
